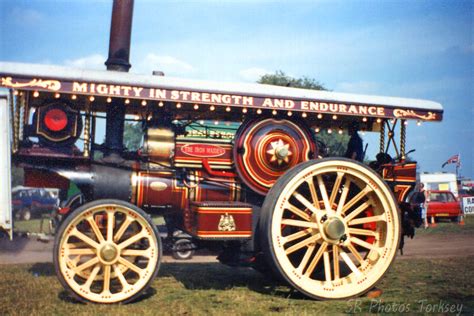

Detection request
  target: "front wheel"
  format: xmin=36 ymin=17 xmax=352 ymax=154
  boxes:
xmin=259 ymin=158 xmax=400 ymax=300
xmin=53 ymin=199 xmax=161 ymax=304
xmin=172 ymin=238 xmax=195 ymax=260
xmin=21 ymin=207 xmax=32 ymax=221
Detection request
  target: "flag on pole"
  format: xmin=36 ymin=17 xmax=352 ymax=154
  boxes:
xmin=442 ymin=154 xmax=460 ymax=168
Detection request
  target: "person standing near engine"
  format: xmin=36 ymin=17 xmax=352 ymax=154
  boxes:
xmin=418 ymin=183 xmax=429 ymax=228
xmin=345 ymin=123 xmax=364 ymax=162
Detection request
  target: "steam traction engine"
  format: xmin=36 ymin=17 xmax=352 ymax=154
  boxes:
xmin=0 ymin=62 xmax=443 ymax=303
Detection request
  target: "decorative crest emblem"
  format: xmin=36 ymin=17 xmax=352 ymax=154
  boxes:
xmin=218 ymin=213 xmax=236 ymax=231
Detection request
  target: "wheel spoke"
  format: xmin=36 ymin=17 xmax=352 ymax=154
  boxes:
xmin=346 ymin=243 xmax=364 ymax=264
xmin=296 ymin=243 xmax=316 ymax=274
xmin=344 ymin=201 xmax=371 ymax=223
xmin=121 ymin=249 xmax=152 ymax=257
xmin=306 ymin=177 xmax=319 ymax=207
xmin=340 ymin=251 xmax=362 ymax=277
xmin=118 ymin=230 xmax=147 ymax=250
xmin=304 ymin=242 xmax=327 ymax=277
xmin=293 ymin=192 xmax=321 ymax=215
xmin=281 ymin=228 xmax=312 ymax=245
xmin=107 ymin=210 xmax=115 ymax=242
xmin=351 ymin=237 xmax=380 ymax=254
xmin=349 ymin=214 xmax=386 ymax=226
xmin=329 ymin=172 xmax=344 ymax=207
xmin=341 ymin=185 xmax=372 ymax=215
xmin=114 ymin=216 xmax=134 ymax=242
xmin=75 ymin=257 xmax=100 ymax=273
xmin=113 ymin=264 xmax=130 ymax=289
xmin=118 ymin=257 xmax=143 ymax=275
xmin=317 ymin=175 xmax=332 ymax=212
xmin=323 ymin=250 xmax=332 ymax=282
xmin=333 ymin=245 xmax=340 ymax=280
xmin=336 ymin=178 xmax=351 ymax=215
xmin=83 ymin=264 xmax=101 ymax=290
xmin=67 ymin=248 xmax=96 ymax=255
xmin=87 ymin=216 xmax=105 ymax=243
xmin=285 ymin=233 xmax=321 ymax=255
xmin=281 ymin=219 xmax=319 ymax=229
xmin=102 ymin=265 xmax=111 ymax=293
xmin=286 ymin=203 xmax=311 ymax=221
xmin=348 ymin=228 xmax=378 ymax=237
xmin=72 ymin=228 xmax=100 ymax=250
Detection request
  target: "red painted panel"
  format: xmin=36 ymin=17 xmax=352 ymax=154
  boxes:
xmin=189 ymin=202 xmax=252 ymax=239
xmin=24 ymin=168 xmax=69 ymax=190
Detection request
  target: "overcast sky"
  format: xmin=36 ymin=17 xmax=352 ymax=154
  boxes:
xmin=1 ymin=0 xmax=472 ymax=179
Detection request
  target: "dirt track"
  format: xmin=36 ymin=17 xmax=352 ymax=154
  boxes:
xmin=0 ymin=231 xmax=473 ymax=265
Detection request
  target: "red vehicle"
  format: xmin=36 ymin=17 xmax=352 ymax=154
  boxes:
xmin=427 ymin=190 xmax=462 ymax=221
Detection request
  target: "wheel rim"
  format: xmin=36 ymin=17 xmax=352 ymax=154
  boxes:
xmin=269 ymin=160 xmax=399 ymax=299
xmin=22 ymin=209 xmax=31 ymax=221
xmin=173 ymin=239 xmax=193 ymax=259
xmin=57 ymin=203 xmax=159 ymax=303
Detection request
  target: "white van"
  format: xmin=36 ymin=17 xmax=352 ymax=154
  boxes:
xmin=420 ymin=172 xmax=458 ymax=197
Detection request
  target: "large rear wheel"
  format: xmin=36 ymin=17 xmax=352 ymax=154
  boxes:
xmin=259 ymin=158 xmax=400 ymax=300
xmin=54 ymin=199 xmax=161 ymax=304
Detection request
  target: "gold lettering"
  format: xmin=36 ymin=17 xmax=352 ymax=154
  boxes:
xmin=180 ymin=91 xmax=190 ymax=101
xmin=377 ymin=107 xmax=385 ymax=116
xmin=368 ymin=107 xmax=377 ymax=115
xmin=97 ymin=84 xmax=108 ymax=94
xmin=232 ymin=95 xmax=242 ymax=104
xmin=285 ymin=100 xmax=295 ymax=109
xmin=211 ymin=94 xmax=222 ymax=104
xmin=358 ymin=106 xmax=367 ymax=114
xmin=319 ymin=103 xmax=328 ymax=111
xmin=191 ymin=92 xmax=201 ymax=102
xmin=222 ymin=95 xmax=231 ymax=104
xmin=122 ymin=86 xmax=132 ymax=96
xmin=243 ymin=96 xmax=253 ymax=106
xmin=329 ymin=103 xmax=338 ymax=112
xmin=132 ymin=87 xmax=143 ymax=97
xmin=155 ymin=89 xmax=166 ymax=99
xmin=301 ymin=101 xmax=309 ymax=110
xmin=109 ymin=85 xmax=121 ymax=95
xmin=90 ymin=83 xmax=96 ymax=93
xmin=262 ymin=98 xmax=274 ymax=107
xmin=171 ymin=90 xmax=180 ymax=100
xmin=309 ymin=102 xmax=319 ymax=111
xmin=274 ymin=99 xmax=284 ymax=108
xmin=339 ymin=104 xmax=347 ymax=113
xmin=72 ymin=82 xmax=87 ymax=93
xmin=201 ymin=93 xmax=210 ymax=102
xmin=348 ymin=105 xmax=358 ymax=114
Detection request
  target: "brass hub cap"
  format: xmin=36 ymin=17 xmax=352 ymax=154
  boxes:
xmin=276 ymin=146 xmax=289 ymax=159
xmin=99 ymin=243 xmax=119 ymax=264
xmin=324 ymin=217 xmax=346 ymax=240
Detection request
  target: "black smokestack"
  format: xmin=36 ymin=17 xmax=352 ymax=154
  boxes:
xmin=105 ymin=0 xmax=134 ymax=72
xmin=104 ymin=0 xmax=134 ymax=161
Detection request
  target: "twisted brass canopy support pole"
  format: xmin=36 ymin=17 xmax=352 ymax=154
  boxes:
xmin=379 ymin=120 xmax=385 ymax=153
xmin=83 ymin=101 xmax=91 ymax=158
xmin=400 ymin=120 xmax=406 ymax=160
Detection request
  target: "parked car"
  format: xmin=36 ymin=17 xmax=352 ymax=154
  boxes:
xmin=427 ymin=190 xmax=462 ymax=222
xmin=12 ymin=188 xmax=59 ymax=220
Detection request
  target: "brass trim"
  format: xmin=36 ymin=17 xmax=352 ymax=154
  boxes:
xmin=83 ymin=101 xmax=91 ymax=158
xmin=9 ymin=90 xmax=17 ymax=153
xmin=149 ymin=181 xmax=168 ymax=192
xmin=130 ymin=172 xmax=138 ymax=204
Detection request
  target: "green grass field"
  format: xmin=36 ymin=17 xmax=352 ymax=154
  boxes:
xmin=0 ymin=256 xmax=472 ymax=315
xmin=6 ymin=216 xmax=473 ymax=314
xmin=416 ymin=215 xmax=474 ymax=236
